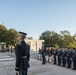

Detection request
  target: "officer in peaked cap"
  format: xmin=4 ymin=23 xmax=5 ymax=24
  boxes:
xmin=15 ymin=31 xmax=30 ymax=75
xmin=19 ymin=31 xmax=27 ymax=36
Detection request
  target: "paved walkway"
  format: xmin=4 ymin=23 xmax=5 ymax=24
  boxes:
xmin=0 ymin=52 xmax=76 ymax=75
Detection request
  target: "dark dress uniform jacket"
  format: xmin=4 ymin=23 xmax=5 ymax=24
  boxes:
xmin=15 ymin=41 xmax=30 ymax=71
xmin=42 ymin=45 xmax=46 ymax=55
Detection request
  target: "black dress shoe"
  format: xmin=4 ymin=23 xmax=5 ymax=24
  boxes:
xmin=42 ymin=63 xmax=46 ymax=64
xmin=62 ymin=65 xmax=65 ymax=67
xmin=67 ymin=67 xmax=70 ymax=68
xmin=58 ymin=64 xmax=60 ymax=66
xmin=72 ymin=68 xmax=76 ymax=70
xmin=54 ymin=63 xmax=56 ymax=65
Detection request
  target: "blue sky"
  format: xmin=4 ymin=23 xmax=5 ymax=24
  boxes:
xmin=0 ymin=0 xmax=76 ymax=39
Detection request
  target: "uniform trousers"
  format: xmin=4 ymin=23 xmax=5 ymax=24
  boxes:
xmin=16 ymin=68 xmax=28 ymax=75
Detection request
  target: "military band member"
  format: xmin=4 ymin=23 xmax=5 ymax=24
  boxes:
xmin=15 ymin=32 xmax=30 ymax=75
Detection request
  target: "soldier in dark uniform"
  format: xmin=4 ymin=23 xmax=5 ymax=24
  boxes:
xmin=57 ymin=49 xmax=62 ymax=65
xmin=62 ymin=49 xmax=67 ymax=67
xmin=72 ymin=50 xmax=76 ymax=70
xmin=42 ymin=42 xmax=46 ymax=64
xmin=53 ymin=48 xmax=57 ymax=65
xmin=67 ymin=49 xmax=72 ymax=68
xmin=15 ymin=32 xmax=30 ymax=75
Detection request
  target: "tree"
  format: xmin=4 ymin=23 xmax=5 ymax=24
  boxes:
xmin=39 ymin=30 xmax=76 ymax=48
xmin=28 ymin=37 xmax=33 ymax=39
xmin=40 ymin=30 xmax=51 ymax=39
xmin=60 ymin=30 xmax=71 ymax=48
xmin=73 ymin=34 xmax=76 ymax=40
xmin=50 ymin=33 xmax=61 ymax=47
xmin=0 ymin=24 xmax=8 ymax=42
xmin=6 ymin=28 xmax=18 ymax=46
xmin=39 ymin=30 xmax=51 ymax=47
xmin=39 ymin=30 xmax=59 ymax=47
xmin=60 ymin=30 xmax=70 ymax=36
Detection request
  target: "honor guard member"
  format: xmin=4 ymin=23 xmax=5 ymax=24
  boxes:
xmin=53 ymin=49 xmax=57 ymax=65
xmin=67 ymin=50 xmax=72 ymax=68
xmin=72 ymin=50 xmax=76 ymax=70
xmin=58 ymin=49 xmax=62 ymax=65
xmin=62 ymin=50 xmax=67 ymax=67
xmin=42 ymin=42 xmax=46 ymax=64
xmin=15 ymin=31 xmax=30 ymax=75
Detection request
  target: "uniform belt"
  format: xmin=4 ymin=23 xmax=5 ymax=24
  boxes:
xmin=22 ymin=56 xmax=27 ymax=58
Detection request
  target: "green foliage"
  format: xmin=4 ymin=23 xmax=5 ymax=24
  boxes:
xmin=0 ymin=24 xmax=18 ymax=46
xmin=6 ymin=28 xmax=18 ymax=45
xmin=0 ymin=24 xmax=8 ymax=42
xmin=60 ymin=30 xmax=70 ymax=36
xmin=39 ymin=30 xmax=58 ymax=47
xmin=39 ymin=30 xmax=76 ymax=48
xmin=28 ymin=37 xmax=33 ymax=39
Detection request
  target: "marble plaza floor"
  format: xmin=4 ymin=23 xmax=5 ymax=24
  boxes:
xmin=0 ymin=52 xmax=76 ymax=75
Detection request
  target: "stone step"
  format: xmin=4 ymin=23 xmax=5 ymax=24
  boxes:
xmin=0 ymin=56 xmax=11 ymax=59
xmin=0 ymin=57 xmax=14 ymax=61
